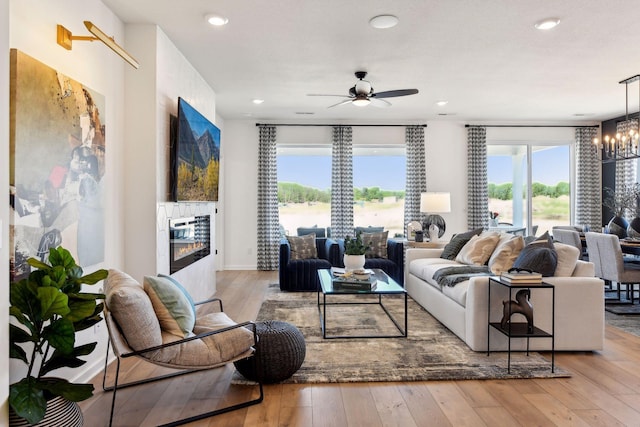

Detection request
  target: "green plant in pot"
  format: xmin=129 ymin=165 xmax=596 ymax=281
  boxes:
xmin=343 ymin=232 xmax=370 ymax=271
xmin=9 ymin=246 xmax=108 ymax=425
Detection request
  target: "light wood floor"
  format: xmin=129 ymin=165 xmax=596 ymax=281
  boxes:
xmin=80 ymin=270 xmax=640 ymax=427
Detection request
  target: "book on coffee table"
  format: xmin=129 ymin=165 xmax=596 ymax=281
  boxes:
xmin=332 ymin=276 xmax=377 ymax=290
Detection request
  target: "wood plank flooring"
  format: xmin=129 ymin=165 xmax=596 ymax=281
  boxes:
xmin=80 ymin=270 xmax=640 ymax=427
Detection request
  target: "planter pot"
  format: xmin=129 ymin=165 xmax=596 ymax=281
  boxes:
xmin=343 ymin=254 xmax=365 ymax=272
xmin=628 ymin=217 xmax=640 ymax=239
xmin=608 ymin=216 xmax=629 ymax=239
xmin=9 ymin=395 xmax=83 ymax=427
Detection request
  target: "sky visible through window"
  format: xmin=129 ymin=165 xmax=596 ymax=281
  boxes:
xmin=278 ymin=156 xmax=406 ymax=191
xmin=488 ymin=146 xmax=570 ymax=185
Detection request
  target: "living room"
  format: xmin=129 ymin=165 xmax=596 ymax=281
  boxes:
xmin=2 ymin=1 xmax=640 ymax=426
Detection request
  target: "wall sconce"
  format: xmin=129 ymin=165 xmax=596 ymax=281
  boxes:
xmin=57 ymin=21 xmax=139 ymax=69
xmin=420 ymin=192 xmax=451 ymax=240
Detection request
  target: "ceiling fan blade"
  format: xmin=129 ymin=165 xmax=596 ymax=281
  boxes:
xmin=372 ymin=89 xmax=419 ymax=99
xmin=371 ymin=98 xmax=392 ymax=108
xmin=327 ymin=99 xmax=353 ymax=108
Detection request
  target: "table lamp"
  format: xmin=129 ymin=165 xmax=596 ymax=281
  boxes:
xmin=420 ymin=192 xmax=451 ymax=240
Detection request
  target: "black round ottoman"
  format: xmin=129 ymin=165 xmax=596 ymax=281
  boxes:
xmin=234 ymin=320 xmax=306 ymax=383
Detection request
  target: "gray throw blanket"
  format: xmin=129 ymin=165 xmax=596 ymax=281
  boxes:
xmin=432 ymin=265 xmax=491 ymax=287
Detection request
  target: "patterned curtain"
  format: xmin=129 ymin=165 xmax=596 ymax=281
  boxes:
xmin=330 ymin=126 xmax=354 ymax=238
xmin=467 ymin=126 xmax=488 ymax=229
xmin=615 ymin=119 xmax=639 ymax=221
xmin=404 ymin=126 xmax=427 ymax=235
xmin=575 ymin=127 xmax=602 ymax=229
xmin=256 ymin=126 xmax=280 ymax=270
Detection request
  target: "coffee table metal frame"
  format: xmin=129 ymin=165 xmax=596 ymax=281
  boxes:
xmin=316 ymin=268 xmax=407 ymax=339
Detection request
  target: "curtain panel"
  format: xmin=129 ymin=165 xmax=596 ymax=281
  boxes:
xmin=575 ymin=127 xmax=601 ymax=230
xmin=256 ymin=126 xmax=280 ymax=270
xmin=404 ymin=126 xmax=427 ymax=235
xmin=467 ymin=126 xmax=488 ymax=230
xmin=330 ymin=126 xmax=354 ymax=238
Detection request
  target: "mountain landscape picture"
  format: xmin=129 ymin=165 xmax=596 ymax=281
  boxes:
xmin=174 ymin=97 xmax=220 ymax=201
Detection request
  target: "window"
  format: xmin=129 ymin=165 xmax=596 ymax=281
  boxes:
xmin=277 ymin=144 xmax=406 ymax=237
xmin=488 ymin=143 xmax=572 ymax=236
xmin=353 ymin=145 xmax=405 ymax=237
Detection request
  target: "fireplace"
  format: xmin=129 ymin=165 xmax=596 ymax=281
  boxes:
xmin=169 ymin=215 xmax=211 ymax=273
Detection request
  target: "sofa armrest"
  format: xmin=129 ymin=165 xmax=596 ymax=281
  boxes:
xmin=387 ymin=239 xmax=404 ymax=269
xmin=572 ymin=260 xmax=594 ymax=277
xmin=325 ymin=238 xmax=342 ymax=266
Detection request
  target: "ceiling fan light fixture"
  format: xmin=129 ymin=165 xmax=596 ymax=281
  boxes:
xmin=205 ymin=14 xmax=229 ymax=26
xmin=352 ymin=96 xmax=371 ymax=107
xmin=534 ymin=18 xmax=560 ymax=30
xmin=369 ymin=15 xmax=399 ymax=29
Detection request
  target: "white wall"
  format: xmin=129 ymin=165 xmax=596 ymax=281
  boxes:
xmin=8 ymin=0 xmax=126 ymax=392
xmin=123 ymin=25 xmax=217 ymax=302
xmin=1 ymin=0 xmax=10 ymax=423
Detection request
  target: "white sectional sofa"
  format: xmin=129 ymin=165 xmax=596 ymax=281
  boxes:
xmin=405 ymin=234 xmax=604 ymax=352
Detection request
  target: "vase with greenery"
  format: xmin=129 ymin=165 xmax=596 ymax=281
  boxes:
xmin=343 ymin=232 xmax=369 ymax=271
xmin=9 ymin=247 xmax=108 ymax=425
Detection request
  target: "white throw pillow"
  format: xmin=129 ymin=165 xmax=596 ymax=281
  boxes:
xmin=456 ymin=232 xmax=501 ymax=265
xmin=488 ymin=235 xmax=525 ymax=274
xmin=553 ymin=242 xmax=580 ymax=277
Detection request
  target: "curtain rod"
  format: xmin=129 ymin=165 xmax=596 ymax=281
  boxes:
xmin=256 ymin=123 xmax=427 ymax=128
xmin=464 ymin=124 xmax=599 ymax=128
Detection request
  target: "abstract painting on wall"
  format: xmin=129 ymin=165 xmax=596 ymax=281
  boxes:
xmin=9 ymin=49 xmax=106 ymax=281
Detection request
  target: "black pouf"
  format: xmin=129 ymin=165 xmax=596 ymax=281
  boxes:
xmin=234 ymin=320 xmax=306 ymax=383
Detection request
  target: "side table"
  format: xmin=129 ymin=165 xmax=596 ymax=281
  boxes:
xmin=487 ymin=276 xmax=555 ymax=373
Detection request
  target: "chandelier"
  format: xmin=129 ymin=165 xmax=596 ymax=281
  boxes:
xmin=594 ymin=74 xmax=640 ymax=162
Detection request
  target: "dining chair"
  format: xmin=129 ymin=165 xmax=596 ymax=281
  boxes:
xmin=584 ymin=232 xmax=640 ymax=304
xmin=552 ymin=228 xmax=584 ymax=258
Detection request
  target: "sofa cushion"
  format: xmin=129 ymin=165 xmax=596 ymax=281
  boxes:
xmin=456 ymin=232 xmax=501 ymax=265
xmin=409 ymin=258 xmax=459 ymax=291
xmin=287 ymin=233 xmax=318 ymax=260
xmin=363 ymin=231 xmax=388 ymax=258
xmin=440 ymin=228 xmax=483 ymax=260
xmin=442 ymin=280 xmax=469 ymax=307
xmin=512 ymin=234 xmax=558 ymax=276
xmin=488 ymin=235 xmax=525 ymax=274
xmin=553 ymin=242 xmax=580 ymax=277
xmin=144 ymin=275 xmax=196 ymax=338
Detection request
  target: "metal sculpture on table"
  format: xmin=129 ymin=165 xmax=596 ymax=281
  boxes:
xmin=501 ymin=289 xmax=534 ymax=333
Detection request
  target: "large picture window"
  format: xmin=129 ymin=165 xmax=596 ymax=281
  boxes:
xmin=488 ymin=143 xmax=572 ymax=236
xmin=277 ymin=144 xmax=406 ymax=237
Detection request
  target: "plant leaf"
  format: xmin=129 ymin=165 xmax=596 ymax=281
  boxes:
xmin=10 ymin=341 xmax=28 ymax=364
xmin=79 ymin=269 xmax=109 ymax=285
xmin=10 ymin=323 xmax=33 ymax=343
xmin=73 ymin=312 xmax=103 ymax=332
xmin=38 ymin=286 xmax=70 ymax=319
xmin=66 ymin=298 xmax=97 ymax=323
xmin=41 ymin=379 xmax=95 ymax=402
xmin=9 ymin=377 xmax=46 ymax=425
xmin=27 ymin=258 xmax=51 ymax=270
xmin=43 ymin=318 xmax=75 ymax=354
xmin=10 ymin=279 xmax=35 ymax=318
xmin=40 ymin=342 xmax=97 ymax=376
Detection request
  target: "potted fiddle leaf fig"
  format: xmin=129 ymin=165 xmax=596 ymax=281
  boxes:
xmin=9 ymin=246 xmax=108 ymax=425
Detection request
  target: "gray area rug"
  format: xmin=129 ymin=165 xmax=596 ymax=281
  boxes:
xmin=605 ymin=311 xmax=640 ymax=336
xmin=234 ymin=288 xmax=570 ymax=384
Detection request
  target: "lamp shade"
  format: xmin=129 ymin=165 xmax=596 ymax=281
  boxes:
xmin=420 ymin=192 xmax=451 ymax=213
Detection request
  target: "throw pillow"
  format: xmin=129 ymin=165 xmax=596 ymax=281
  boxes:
xmin=488 ymin=235 xmax=525 ymax=274
xmin=287 ymin=233 xmax=318 ymax=260
xmin=362 ymin=231 xmax=389 ymax=258
xmin=553 ymin=242 xmax=580 ymax=277
xmin=456 ymin=232 xmax=501 ymax=265
xmin=144 ymin=275 xmax=197 ymax=338
xmin=158 ymin=273 xmax=197 ymax=319
xmin=512 ymin=234 xmax=558 ymax=276
xmin=440 ymin=228 xmax=483 ymax=260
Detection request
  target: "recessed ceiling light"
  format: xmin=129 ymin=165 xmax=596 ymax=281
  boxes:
xmin=205 ymin=14 xmax=229 ymax=26
xmin=369 ymin=15 xmax=399 ymax=29
xmin=534 ymin=18 xmax=560 ymax=30
xmin=436 ymin=101 xmax=448 ymax=107
xmin=252 ymin=99 xmax=264 ymax=104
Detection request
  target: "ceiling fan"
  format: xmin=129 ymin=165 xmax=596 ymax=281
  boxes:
xmin=308 ymin=71 xmax=419 ymax=108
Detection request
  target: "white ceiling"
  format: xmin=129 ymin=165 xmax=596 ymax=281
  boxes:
xmin=101 ymin=0 xmax=640 ymax=124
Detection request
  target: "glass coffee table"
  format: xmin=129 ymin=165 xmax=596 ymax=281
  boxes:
xmin=317 ymin=268 xmax=407 ymax=339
